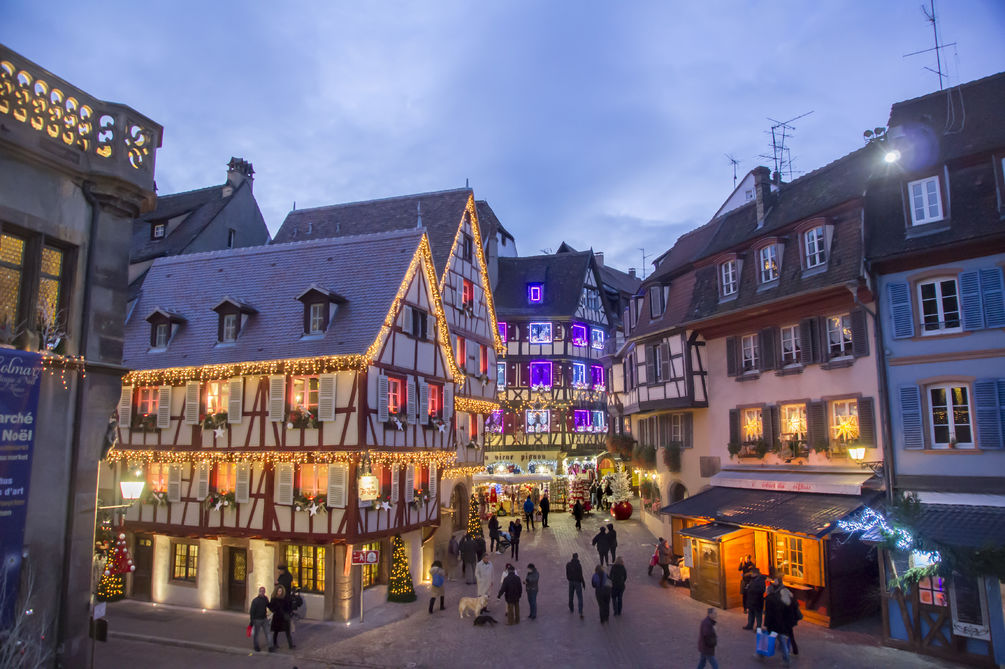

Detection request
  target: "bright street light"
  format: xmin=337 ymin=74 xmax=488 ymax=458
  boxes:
xmin=883 ymin=150 xmax=900 ymax=163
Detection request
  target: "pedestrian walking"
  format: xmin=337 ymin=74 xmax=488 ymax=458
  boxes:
xmin=697 ymin=607 xmax=719 ymax=669
xmin=497 ymin=565 xmax=523 ymax=625
xmin=459 ymin=533 xmax=477 ymax=583
xmin=742 ymin=568 xmax=766 ymax=630
xmin=523 ymin=495 xmax=536 ymax=530
xmin=607 ymin=523 xmax=618 ymax=561
xmin=603 ymin=481 xmax=613 ymax=510
xmin=428 ymin=560 xmax=446 ymax=614
xmin=249 ymin=586 xmax=270 ymax=652
xmin=592 ymin=526 xmax=611 ymax=566
xmin=764 ymin=578 xmax=797 ymax=667
xmin=276 ymin=564 xmax=293 ymax=596
xmin=488 ymin=514 xmax=500 ymax=552
xmin=609 ymin=556 xmax=627 ymax=616
xmin=474 ymin=533 xmax=486 ymax=561
xmin=572 ymin=500 xmax=584 ymax=530
xmin=540 ymin=494 xmax=550 ymax=528
xmin=267 ymin=585 xmax=294 ymax=651
xmin=591 ymin=565 xmax=612 ymax=623
xmin=566 ymin=552 xmax=585 ymax=618
xmin=475 ymin=553 xmax=494 ymax=601
xmin=656 ymin=537 xmax=673 ymax=587
xmin=509 ymin=518 xmax=522 ymax=560
xmin=525 ymin=563 xmax=540 ymax=619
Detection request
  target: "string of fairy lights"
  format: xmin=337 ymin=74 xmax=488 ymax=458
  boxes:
xmin=454 ymin=397 xmax=501 ymax=415
xmin=107 ymin=447 xmax=458 ymax=470
xmin=440 ymin=465 xmax=485 ymax=479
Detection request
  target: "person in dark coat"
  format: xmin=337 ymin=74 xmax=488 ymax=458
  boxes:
xmin=603 ymin=482 xmax=613 ymax=509
xmin=592 ymin=526 xmax=611 ymax=566
xmin=609 ymin=556 xmax=627 ymax=616
xmin=606 ymin=523 xmax=618 ymax=561
xmin=572 ymin=500 xmax=584 ymax=530
xmin=459 ymin=533 xmax=478 ymax=584
xmin=524 ymin=563 xmax=540 ymax=619
xmin=249 ymin=586 xmax=270 ymax=652
xmin=523 ymin=496 xmax=536 ymax=530
xmin=267 ymin=585 xmax=294 ymax=651
xmin=566 ymin=552 xmax=585 ymax=618
xmin=738 ymin=554 xmax=755 ymax=612
xmin=697 ymin=608 xmax=718 ymax=669
xmin=539 ymin=494 xmax=550 ymax=527
xmin=474 ymin=533 xmax=486 ymax=561
xmin=276 ymin=564 xmax=293 ymax=597
xmin=764 ymin=580 xmax=796 ymax=666
xmin=488 ymin=514 xmax=501 ymax=552
xmin=508 ymin=518 xmax=522 ymax=560
xmin=742 ymin=568 xmax=766 ymax=630
xmin=497 ymin=565 xmax=523 ymax=625
xmin=591 ymin=565 xmax=612 ymax=623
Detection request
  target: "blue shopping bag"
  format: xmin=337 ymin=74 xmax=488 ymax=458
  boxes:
xmin=756 ymin=629 xmax=777 ymax=657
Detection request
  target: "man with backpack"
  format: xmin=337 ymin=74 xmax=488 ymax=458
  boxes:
xmin=742 ymin=567 xmax=767 ymax=631
xmin=428 ymin=560 xmax=446 ymax=614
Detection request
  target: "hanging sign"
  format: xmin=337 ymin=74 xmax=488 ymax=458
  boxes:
xmin=351 ymin=549 xmax=380 ymax=565
xmin=0 ymin=350 xmax=43 ymax=628
xmin=358 ymin=474 xmax=379 ymax=502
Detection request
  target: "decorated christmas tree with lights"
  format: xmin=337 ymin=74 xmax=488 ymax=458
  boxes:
xmin=611 ymin=465 xmax=632 ymax=503
xmin=467 ymin=494 xmax=482 ymax=536
xmin=96 ymin=532 xmax=135 ymax=602
xmin=386 ymin=534 xmax=417 ymax=603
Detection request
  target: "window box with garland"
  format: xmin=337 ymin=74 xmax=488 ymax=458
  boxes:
xmin=132 ymin=412 xmax=159 ymax=432
xmin=203 ymin=490 xmax=236 ymax=511
xmin=287 ymin=406 xmax=319 ymax=429
xmin=201 ymin=411 xmax=228 ymax=430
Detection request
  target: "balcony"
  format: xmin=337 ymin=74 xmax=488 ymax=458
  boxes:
xmin=0 ymin=46 xmax=162 ymax=193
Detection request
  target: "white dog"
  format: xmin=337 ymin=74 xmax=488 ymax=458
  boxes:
xmin=458 ymin=594 xmax=489 ymax=619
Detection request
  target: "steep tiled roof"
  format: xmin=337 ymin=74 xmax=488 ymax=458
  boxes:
xmin=649 ymin=219 xmax=720 ymax=283
xmin=554 ymin=242 xmax=641 ymax=297
xmin=131 ymin=182 xmax=239 ymax=263
xmin=475 ymin=200 xmax=515 ymax=245
xmin=123 ymin=229 xmax=425 ymax=370
xmin=494 ymin=252 xmax=594 ymax=319
xmin=272 ymin=188 xmax=477 ymax=276
xmin=914 ymin=503 xmax=1005 ymax=550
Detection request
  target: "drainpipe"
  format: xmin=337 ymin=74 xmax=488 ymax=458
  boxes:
xmin=862 ymin=261 xmax=897 ymax=505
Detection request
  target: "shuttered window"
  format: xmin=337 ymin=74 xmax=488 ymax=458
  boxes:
xmin=195 ymin=463 xmax=210 ymax=500
xmin=234 ymin=463 xmax=251 ymax=504
xmin=268 ymin=376 xmax=286 ymax=422
xmin=118 ymin=385 xmax=133 ymax=428
xmin=317 ymin=374 xmax=337 ymax=422
xmin=391 ymin=466 xmax=400 ymax=503
xmin=886 ymin=282 xmax=915 ymax=339
xmin=227 ymin=378 xmax=244 ymax=424
xmin=918 ymin=278 xmax=961 ymax=334
xmin=156 ymin=386 xmax=172 ymax=429
xmin=167 ymin=464 xmax=182 ymax=502
xmin=184 ymin=382 xmax=201 ymax=425
xmin=275 ymin=464 xmax=294 ymax=505
xmin=404 ymin=465 xmax=415 ymax=502
xmin=298 ymin=464 xmax=328 ymax=496
xmin=328 ymin=463 xmax=348 ymax=508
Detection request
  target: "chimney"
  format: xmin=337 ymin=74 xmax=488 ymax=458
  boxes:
xmin=226 ymin=157 xmax=255 ymax=193
xmin=595 ymin=251 xmax=605 ymax=267
xmin=628 ymin=268 xmax=637 ymax=279
xmin=752 ymin=166 xmax=773 ymax=227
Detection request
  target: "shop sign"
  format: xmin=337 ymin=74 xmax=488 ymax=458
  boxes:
xmin=358 ymin=474 xmax=379 ymax=501
xmin=351 ymin=549 xmax=379 ymax=565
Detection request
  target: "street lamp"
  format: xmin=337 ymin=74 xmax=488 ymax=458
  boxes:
xmin=846 ymin=446 xmax=867 ymax=462
xmin=118 ymin=480 xmax=145 ymax=502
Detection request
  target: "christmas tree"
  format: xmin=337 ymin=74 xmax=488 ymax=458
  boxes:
xmin=96 ymin=532 xmax=135 ymax=602
xmin=466 ymin=494 xmax=482 ymax=536
xmin=386 ymin=534 xmax=417 ymax=603
xmin=610 ymin=465 xmax=632 ymax=504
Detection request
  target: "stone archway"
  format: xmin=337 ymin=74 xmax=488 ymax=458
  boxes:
xmin=669 ymin=482 xmax=688 ymax=503
xmin=449 ymin=482 xmax=468 ymax=532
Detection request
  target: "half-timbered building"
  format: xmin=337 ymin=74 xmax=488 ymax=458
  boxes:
xmin=109 ymin=229 xmax=464 ymax=620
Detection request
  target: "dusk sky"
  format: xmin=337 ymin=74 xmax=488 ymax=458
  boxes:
xmin=4 ymin=1 xmax=1004 ymax=276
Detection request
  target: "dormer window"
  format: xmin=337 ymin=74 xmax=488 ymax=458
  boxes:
xmin=720 ymin=260 xmax=738 ymax=297
xmin=151 ymin=222 xmax=166 ymax=240
xmin=309 ymin=303 xmax=325 ymax=334
xmin=804 ymin=226 xmax=826 ymax=268
xmin=222 ymin=314 xmax=238 ymax=342
xmin=527 ymin=283 xmax=543 ymax=304
xmin=759 ymin=245 xmax=779 ymax=283
xmin=296 ymin=284 xmax=346 ymax=337
xmin=649 ymin=285 xmax=666 ymax=318
xmin=213 ymin=297 xmax=256 ymax=344
xmin=154 ymin=323 xmax=169 ymax=348
xmin=908 ymin=176 xmax=944 ymax=226
xmin=146 ymin=307 xmax=186 ymax=350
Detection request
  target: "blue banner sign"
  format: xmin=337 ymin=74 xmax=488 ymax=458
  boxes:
xmin=0 ymin=350 xmax=42 ymax=628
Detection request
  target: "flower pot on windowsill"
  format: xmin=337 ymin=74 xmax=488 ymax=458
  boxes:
xmin=132 ymin=414 xmax=159 ymax=433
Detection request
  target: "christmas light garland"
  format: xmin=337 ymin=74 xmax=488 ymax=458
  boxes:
xmin=106 ymin=447 xmax=456 ymax=470
xmin=454 ymin=397 xmax=501 ymax=415
xmin=441 ymin=465 xmax=485 ymax=479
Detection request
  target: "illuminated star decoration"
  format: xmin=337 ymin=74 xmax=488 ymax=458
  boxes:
xmin=833 ymin=415 xmax=859 ymax=442
xmin=394 ymin=417 xmax=404 ymax=431
xmin=214 ymin=499 xmax=226 ymax=511
xmin=437 ymin=422 xmax=447 ymax=433
xmin=380 ymin=500 xmax=392 ymax=511
xmin=308 ymin=501 xmax=320 ymax=517
xmin=214 ymin=426 xmax=226 ymax=439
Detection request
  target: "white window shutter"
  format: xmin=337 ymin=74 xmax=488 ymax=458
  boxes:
xmin=443 ymin=384 xmax=454 ymax=421
xmin=118 ymin=385 xmax=133 ymax=428
xmin=407 ymin=377 xmax=417 ymax=424
xmin=184 ymin=382 xmax=201 ymax=425
xmin=275 ymin=463 xmax=294 ymax=505
xmin=228 ymin=377 xmax=244 ymax=424
xmin=391 ymin=466 xmax=400 ymax=503
xmin=419 ymin=382 xmax=429 ymax=425
xmin=268 ymin=376 xmax=286 ymax=423
xmin=327 ymin=463 xmax=348 ymax=508
xmin=195 ymin=463 xmax=210 ymax=500
xmin=405 ymin=465 xmax=415 ymax=502
xmin=427 ymin=313 xmax=436 ymax=341
xmin=156 ymin=386 xmax=172 ymax=429
xmin=235 ymin=463 xmax=251 ymax=504
xmin=167 ymin=465 xmax=182 ymax=502
xmin=318 ymin=373 xmax=337 ymax=422
xmin=429 ymin=464 xmax=437 ymax=499
xmin=377 ymin=375 xmax=389 ymax=423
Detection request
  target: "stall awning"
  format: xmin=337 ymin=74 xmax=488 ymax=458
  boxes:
xmin=710 ymin=469 xmax=875 ymax=496
xmin=679 ymin=522 xmax=744 ymax=541
xmin=661 ymin=485 xmax=880 ymax=537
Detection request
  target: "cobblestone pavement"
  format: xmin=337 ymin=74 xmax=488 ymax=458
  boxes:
xmin=97 ymin=505 xmax=966 ymax=668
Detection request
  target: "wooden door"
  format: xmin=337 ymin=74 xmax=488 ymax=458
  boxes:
xmin=227 ymin=548 xmax=248 ymax=611
xmin=691 ymin=540 xmax=723 ymax=608
xmin=131 ymin=535 xmax=153 ymax=600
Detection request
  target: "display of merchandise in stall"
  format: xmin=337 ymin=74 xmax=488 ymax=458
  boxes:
xmin=474 ymin=479 xmax=552 ymax=517
xmin=550 ymin=477 xmax=568 ymax=511
xmin=568 ymin=477 xmax=592 ymax=513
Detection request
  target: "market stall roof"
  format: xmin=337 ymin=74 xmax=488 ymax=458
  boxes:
xmin=679 ymin=523 xmax=745 ymax=541
xmin=473 ymin=473 xmax=555 ymax=484
xmin=911 ymin=503 xmax=1005 ymax=550
xmin=710 ymin=469 xmax=876 ymax=496
xmin=661 ymin=486 xmax=880 ymax=537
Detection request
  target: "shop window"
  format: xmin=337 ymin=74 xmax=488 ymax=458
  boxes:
xmin=298 ymin=464 xmax=328 ymax=496
xmin=529 ymin=322 xmax=552 ymax=344
xmin=172 ymin=542 xmax=199 ymax=582
xmin=830 ymin=398 xmax=859 ymax=445
xmin=918 ymin=278 xmax=961 ymax=334
xmin=290 ymin=376 xmax=319 ymax=412
xmin=571 ymin=323 xmax=588 ymax=347
xmin=775 ymin=535 xmax=804 ymax=580
xmin=908 ymin=175 xmax=944 ymax=226
xmin=780 ymin=325 xmax=801 ymax=365
xmin=741 ymin=334 xmax=759 ymax=372
xmin=928 ymin=384 xmax=973 ymax=448
xmin=825 ymin=314 xmax=853 ymax=357
xmin=285 ymin=544 xmax=325 ymax=594
xmin=361 ymin=541 xmax=381 ymax=588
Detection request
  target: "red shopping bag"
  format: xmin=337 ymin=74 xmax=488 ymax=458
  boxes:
xmin=246 ymin=624 xmax=253 ymax=638
xmin=755 ymin=629 xmax=776 ymax=657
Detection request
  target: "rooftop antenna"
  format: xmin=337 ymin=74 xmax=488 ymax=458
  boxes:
xmin=639 ymin=248 xmax=653 ymax=280
xmin=758 ymin=111 xmax=813 ymax=182
xmin=903 ymin=0 xmax=956 ymax=91
xmin=416 ymin=201 xmax=423 ymax=229
xmin=725 ymin=154 xmax=740 ymax=188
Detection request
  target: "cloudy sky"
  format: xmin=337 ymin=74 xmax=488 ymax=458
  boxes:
xmin=4 ymin=1 xmax=1004 ymax=275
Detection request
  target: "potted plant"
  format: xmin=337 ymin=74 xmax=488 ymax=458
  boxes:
xmin=132 ymin=413 xmax=158 ymax=432
xmin=663 ymin=442 xmax=683 ymax=473
xmin=204 ymin=490 xmax=237 ymax=511
xmin=727 ymin=441 xmax=742 ymax=459
xmin=201 ymin=411 xmax=228 ymax=430
xmin=141 ymin=489 xmax=168 ymax=506
xmin=287 ymin=406 xmax=319 ymax=429
xmin=385 ymin=408 xmax=407 ymax=431
xmin=632 ymin=443 xmax=657 ymax=469
xmin=754 ymin=439 xmax=771 ymax=459
xmin=605 ymin=434 xmax=636 ymax=459
xmin=293 ymin=493 xmax=328 ymax=513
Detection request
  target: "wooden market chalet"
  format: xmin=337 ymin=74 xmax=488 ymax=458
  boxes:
xmin=111 ymin=227 xmax=476 ymax=619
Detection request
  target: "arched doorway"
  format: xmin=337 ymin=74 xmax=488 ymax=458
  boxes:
xmin=669 ymin=482 xmax=688 ymax=503
xmin=449 ymin=483 xmax=468 ymax=532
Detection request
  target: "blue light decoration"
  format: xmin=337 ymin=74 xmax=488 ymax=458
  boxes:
xmin=527 ymin=283 xmax=543 ymax=304
xmin=837 ymin=506 xmax=941 ymax=564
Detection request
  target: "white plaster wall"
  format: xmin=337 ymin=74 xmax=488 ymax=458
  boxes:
xmin=248 ymin=540 xmax=274 ymax=596
xmin=198 ymin=537 xmax=222 ymax=609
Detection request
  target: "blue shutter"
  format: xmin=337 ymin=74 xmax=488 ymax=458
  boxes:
xmin=974 ymin=380 xmax=1003 ymax=449
xmin=899 ymin=386 xmax=924 ymax=450
xmin=886 ymin=281 xmax=914 ymax=339
xmin=959 ymin=271 xmax=984 ymax=331
xmin=979 ymin=268 xmax=1005 ymax=329
xmin=999 ymin=380 xmax=1005 ymax=449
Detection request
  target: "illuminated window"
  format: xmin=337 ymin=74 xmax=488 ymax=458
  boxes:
xmin=498 ymin=321 xmax=507 ymax=341
xmin=780 ymin=325 xmax=800 ymax=365
xmin=529 ymin=361 xmax=552 ymax=389
xmin=911 ymin=551 xmax=946 ymax=606
xmin=591 ymin=328 xmax=605 ymax=350
xmin=172 ymin=542 xmax=198 ymax=582
xmin=0 ymin=233 xmax=23 ymax=329
xmin=804 ymin=226 xmax=826 ymax=268
xmin=221 ymin=314 xmax=238 ymax=342
xmin=496 ymin=362 xmax=506 ymax=389
xmin=37 ymin=245 xmax=63 ymax=325
xmin=206 ymin=380 xmax=229 ymax=415
xmin=151 ymin=222 xmax=166 ymax=239
xmin=591 ymin=410 xmax=606 ymax=432
xmin=571 ymin=362 xmax=587 ymax=388
xmin=480 ymin=344 xmax=489 ymax=374
xmin=720 ymin=260 xmax=737 ymax=296
xmin=574 ymin=409 xmax=590 ymax=432
xmin=527 ymin=283 xmax=543 ymax=304
xmin=456 ymin=336 xmax=466 ymax=369
xmin=462 ymin=279 xmax=474 ymax=308
xmin=830 ymin=398 xmax=859 ymax=444
xmin=591 ymin=365 xmax=605 ymax=389
xmin=361 ymin=541 xmax=381 ymax=588
xmin=309 ymin=303 xmax=325 ymax=334
xmin=741 ymin=334 xmax=759 ymax=372
xmin=928 ymin=385 xmax=973 ymax=448
xmin=285 ymin=544 xmax=325 ymax=593
xmin=759 ymin=245 xmax=779 ymax=283
xmin=525 ymin=409 xmax=550 ymax=433
xmin=387 ymin=376 xmax=405 ymax=415
xmin=918 ymin=278 xmax=961 ymax=333
xmin=290 ymin=377 xmax=319 ymax=411
xmin=137 ymin=387 xmax=158 ymax=417
xmin=427 ymin=383 xmax=443 ymax=418
xmin=742 ymin=408 xmax=762 ymax=441
xmin=0 ymin=232 xmax=70 ymax=334
xmin=826 ymin=314 xmax=853 ymax=357
xmin=775 ymin=535 xmax=804 ymax=579
xmin=529 ymin=322 xmax=552 ymax=344
xmin=780 ymin=404 xmax=807 ymax=441
xmin=298 ymin=464 xmax=328 ymax=496
xmin=216 ymin=463 xmax=237 ymax=492
xmin=908 ymin=176 xmax=943 ymax=225
xmin=148 ymin=462 xmax=170 ymax=492
xmin=571 ymin=324 xmax=588 ymax=347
